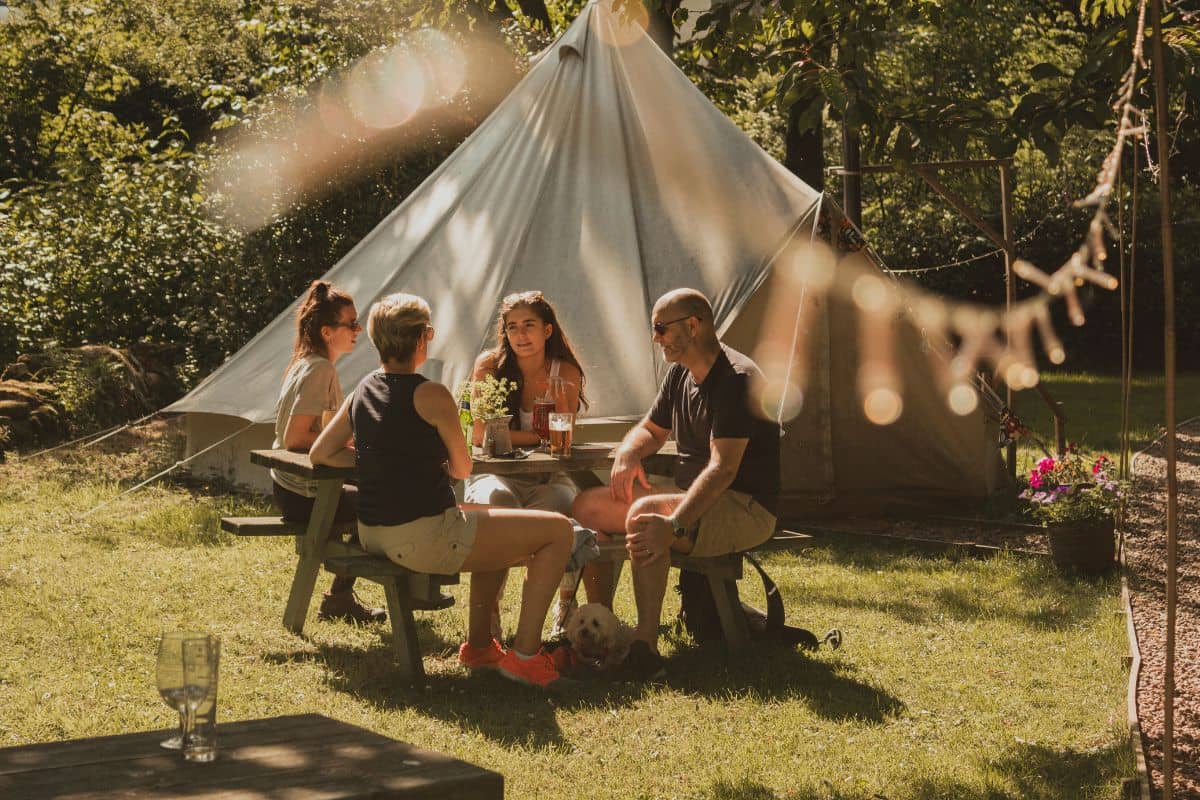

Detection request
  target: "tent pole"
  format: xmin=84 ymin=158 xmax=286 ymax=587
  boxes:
xmin=1000 ymin=161 xmax=1016 ymax=479
xmin=1149 ymin=0 xmax=1178 ymax=795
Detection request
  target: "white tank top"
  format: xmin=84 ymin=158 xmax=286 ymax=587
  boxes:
xmin=518 ymin=359 xmax=561 ymax=430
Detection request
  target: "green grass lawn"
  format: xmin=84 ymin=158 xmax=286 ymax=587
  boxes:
xmin=0 ymin=424 xmax=1134 ymax=799
xmin=1013 ymin=370 xmax=1200 ymax=472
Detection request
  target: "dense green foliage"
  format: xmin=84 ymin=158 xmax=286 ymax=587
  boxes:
xmin=0 ymin=0 xmax=1196 ymax=394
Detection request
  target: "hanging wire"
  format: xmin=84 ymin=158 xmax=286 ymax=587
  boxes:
xmin=78 ymin=419 xmax=257 ymax=519
xmin=19 ymin=410 xmax=163 ymax=461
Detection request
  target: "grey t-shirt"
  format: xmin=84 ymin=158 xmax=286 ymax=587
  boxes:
xmin=270 ymin=355 xmax=343 ymax=498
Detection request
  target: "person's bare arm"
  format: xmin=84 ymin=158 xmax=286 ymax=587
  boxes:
xmin=310 ymin=397 xmax=355 ymax=468
xmin=415 ymin=381 xmax=473 ymax=480
xmin=670 ymin=436 xmax=746 ymax=526
xmin=609 ymin=416 xmax=669 ymax=503
xmin=282 ymin=414 xmax=320 ymax=451
xmin=627 ymin=436 xmax=747 ymax=564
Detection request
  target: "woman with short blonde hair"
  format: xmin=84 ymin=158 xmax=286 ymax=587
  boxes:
xmin=311 ymin=292 xmax=573 ymax=689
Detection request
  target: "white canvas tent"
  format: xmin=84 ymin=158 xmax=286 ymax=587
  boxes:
xmin=168 ymin=0 xmax=1006 ymax=517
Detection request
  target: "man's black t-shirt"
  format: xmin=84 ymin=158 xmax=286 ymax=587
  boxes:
xmin=648 ymin=345 xmax=780 ymax=516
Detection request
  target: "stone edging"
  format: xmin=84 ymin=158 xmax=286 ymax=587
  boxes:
xmin=797 ymin=525 xmax=1047 ymax=560
xmin=1121 ymin=563 xmax=1153 ymax=800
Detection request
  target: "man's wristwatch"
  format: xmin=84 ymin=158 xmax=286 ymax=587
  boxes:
xmin=668 ymin=516 xmax=690 ymax=539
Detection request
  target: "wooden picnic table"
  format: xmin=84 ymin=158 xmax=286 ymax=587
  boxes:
xmin=0 ymin=713 xmax=503 ymax=799
xmin=250 ymin=442 xmax=676 ymax=634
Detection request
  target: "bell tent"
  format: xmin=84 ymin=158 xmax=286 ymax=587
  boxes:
xmin=167 ymin=0 xmax=1007 ymax=519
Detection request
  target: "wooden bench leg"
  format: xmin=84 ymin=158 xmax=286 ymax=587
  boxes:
xmin=707 ymin=573 xmax=750 ymax=653
xmin=382 ymin=577 xmax=424 ymax=682
xmin=282 ymin=480 xmax=341 ymax=634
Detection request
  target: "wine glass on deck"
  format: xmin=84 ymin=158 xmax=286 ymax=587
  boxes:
xmin=181 ymin=638 xmax=218 ymax=761
xmin=156 ymin=631 xmax=207 ymax=750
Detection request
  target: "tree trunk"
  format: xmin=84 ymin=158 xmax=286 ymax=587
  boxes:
xmin=513 ymin=0 xmax=553 ymax=31
xmin=841 ymin=120 xmax=862 ymax=227
xmin=784 ymin=98 xmax=825 ymax=192
xmin=645 ymin=0 xmax=678 ymax=57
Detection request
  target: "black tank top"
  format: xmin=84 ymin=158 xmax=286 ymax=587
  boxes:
xmin=349 ymin=372 xmax=455 ymax=526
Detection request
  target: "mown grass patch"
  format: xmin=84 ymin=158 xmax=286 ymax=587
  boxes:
xmin=0 ymin=423 xmax=1132 ymax=799
xmin=1013 ymin=371 xmax=1200 ymax=470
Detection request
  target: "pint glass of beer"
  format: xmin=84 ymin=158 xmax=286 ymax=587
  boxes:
xmin=548 ymin=412 xmax=574 ymax=458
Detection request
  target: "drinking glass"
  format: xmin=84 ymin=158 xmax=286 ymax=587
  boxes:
xmin=548 ymin=412 xmax=574 ymax=458
xmin=156 ymin=631 xmax=207 ymax=750
xmin=531 ymin=400 xmax=554 ymax=447
xmin=181 ymin=637 xmax=219 ymax=763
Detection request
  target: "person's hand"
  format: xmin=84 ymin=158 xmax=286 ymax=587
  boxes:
xmin=609 ymin=450 xmax=651 ymax=503
xmin=627 ymin=513 xmax=672 ymax=564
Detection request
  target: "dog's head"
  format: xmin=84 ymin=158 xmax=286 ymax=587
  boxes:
xmin=565 ymin=603 xmax=632 ymax=669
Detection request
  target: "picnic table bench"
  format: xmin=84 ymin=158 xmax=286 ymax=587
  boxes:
xmin=227 ymin=443 xmax=809 ymax=681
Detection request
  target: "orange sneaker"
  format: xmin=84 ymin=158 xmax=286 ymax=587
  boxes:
xmin=497 ymin=647 xmax=572 ymax=689
xmin=458 ymin=639 xmax=505 ymax=671
xmin=546 ymin=642 xmax=581 ymax=674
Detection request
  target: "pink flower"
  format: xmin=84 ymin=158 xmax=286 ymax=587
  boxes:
xmin=1030 ymin=474 xmax=1043 ymax=489
xmin=1037 ymin=457 xmax=1055 ymax=475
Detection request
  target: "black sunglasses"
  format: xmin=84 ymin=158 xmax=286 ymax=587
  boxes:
xmin=652 ymin=315 xmax=695 ymax=336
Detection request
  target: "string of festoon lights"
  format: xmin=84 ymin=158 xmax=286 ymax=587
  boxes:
xmin=750 ymin=0 xmax=1148 ymax=428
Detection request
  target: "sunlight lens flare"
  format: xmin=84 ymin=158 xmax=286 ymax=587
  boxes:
xmin=411 ymin=29 xmax=467 ymax=102
xmin=946 ymin=383 xmax=979 ymax=416
xmin=756 ymin=377 xmax=805 ymax=423
xmin=863 ymin=388 xmax=903 ymax=426
xmin=346 ymin=47 xmax=426 ymax=129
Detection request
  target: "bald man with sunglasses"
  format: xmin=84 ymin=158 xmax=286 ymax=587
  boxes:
xmin=572 ymin=288 xmax=780 ymax=681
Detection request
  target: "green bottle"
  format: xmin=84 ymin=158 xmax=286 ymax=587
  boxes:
xmin=458 ymin=388 xmax=472 ymax=443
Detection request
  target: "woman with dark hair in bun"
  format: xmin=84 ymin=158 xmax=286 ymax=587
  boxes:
xmin=269 ymin=280 xmax=386 ymax=624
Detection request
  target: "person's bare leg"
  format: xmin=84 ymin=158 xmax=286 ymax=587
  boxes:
xmin=460 ymin=509 xmax=572 ymax=656
xmin=460 ymin=496 xmax=516 ymax=642
xmin=573 ymin=484 xmax=655 ymax=607
xmin=625 ymin=495 xmax=683 ymax=650
xmin=466 ymin=570 xmax=506 ymax=648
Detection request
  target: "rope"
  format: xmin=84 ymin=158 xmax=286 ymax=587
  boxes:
xmin=775 ymin=193 xmax=825 ymax=431
xmin=78 ymin=419 xmax=257 ymax=519
xmin=880 ymin=209 xmax=1057 ymax=274
xmin=19 ymin=410 xmax=162 ymax=461
xmin=1123 ymin=144 xmax=1141 ymax=480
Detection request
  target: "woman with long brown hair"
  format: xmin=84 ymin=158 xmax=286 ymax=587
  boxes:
xmin=270 ymin=279 xmax=385 ymax=624
xmin=466 ymin=290 xmax=588 ymax=637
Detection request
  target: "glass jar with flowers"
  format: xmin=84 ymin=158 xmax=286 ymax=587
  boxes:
xmin=455 ymin=375 xmax=518 ymax=457
xmin=1020 ymin=446 xmax=1124 ymax=575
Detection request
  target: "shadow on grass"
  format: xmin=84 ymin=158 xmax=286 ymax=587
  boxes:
xmin=264 ymin=631 xmax=901 ymax=746
xmin=665 ymin=644 xmax=905 ymax=723
xmin=691 ymin=739 xmax=1130 ymax=799
xmin=798 ymin=539 xmax=1116 ymax=631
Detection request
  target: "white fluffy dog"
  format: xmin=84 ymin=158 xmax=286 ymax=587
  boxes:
xmin=564 ymin=602 xmax=634 ymax=671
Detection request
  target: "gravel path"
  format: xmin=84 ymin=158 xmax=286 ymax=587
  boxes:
xmin=1125 ymin=420 xmax=1200 ymax=799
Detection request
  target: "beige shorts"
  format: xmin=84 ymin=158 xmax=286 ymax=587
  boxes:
xmin=689 ymin=490 xmax=777 ymax=558
xmin=358 ymin=507 xmax=479 ymax=575
xmin=463 ymin=472 xmax=577 ymax=515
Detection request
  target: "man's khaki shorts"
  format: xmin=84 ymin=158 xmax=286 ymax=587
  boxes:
xmin=358 ymin=507 xmax=479 ymax=575
xmin=689 ymin=489 xmax=776 ymax=558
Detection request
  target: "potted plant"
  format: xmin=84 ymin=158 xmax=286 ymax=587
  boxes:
xmin=456 ymin=375 xmax=518 ymax=457
xmin=1020 ymin=446 xmax=1124 ymax=576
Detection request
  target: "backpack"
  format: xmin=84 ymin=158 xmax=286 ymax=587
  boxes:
xmin=675 ymin=553 xmax=840 ymax=651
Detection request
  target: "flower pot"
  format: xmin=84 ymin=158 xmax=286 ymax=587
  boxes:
xmin=1046 ymin=518 xmax=1115 ymax=576
xmin=481 ymin=415 xmax=514 ymax=457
